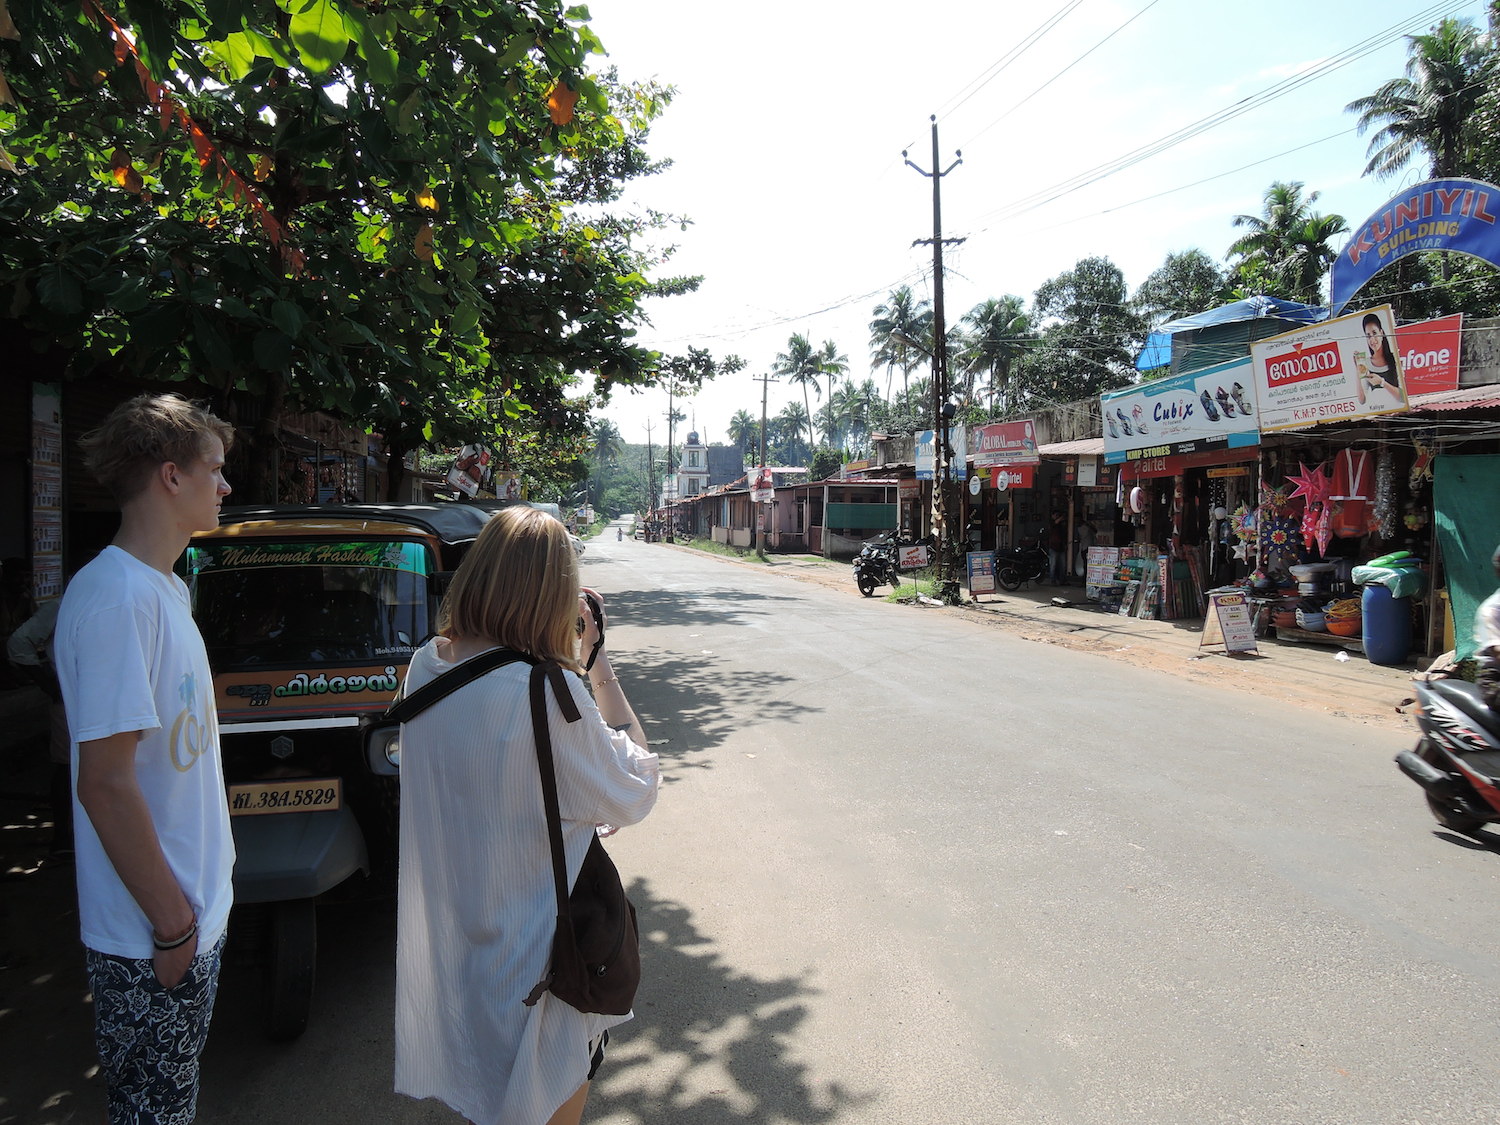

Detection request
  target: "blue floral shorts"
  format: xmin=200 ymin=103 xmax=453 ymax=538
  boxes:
xmin=85 ymin=933 xmax=226 ymax=1125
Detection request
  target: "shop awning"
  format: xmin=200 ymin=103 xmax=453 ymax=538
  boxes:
xmin=1037 ymin=438 xmax=1105 ymax=457
xmin=1406 ymin=385 xmax=1500 ymax=412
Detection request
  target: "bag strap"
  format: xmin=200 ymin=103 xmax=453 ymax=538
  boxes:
xmin=523 ymin=661 xmax=584 ymax=1007
xmin=383 ymin=646 xmax=535 ymax=724
xmin=529 ymin=661 xmax=584 ymax=917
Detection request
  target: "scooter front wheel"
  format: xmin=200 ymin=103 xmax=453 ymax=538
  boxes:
xmin=857 ymin=572 xmax=878 ymax=597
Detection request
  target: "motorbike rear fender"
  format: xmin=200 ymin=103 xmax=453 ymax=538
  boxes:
xmin=230 ymin=805 xmax=369 ymax=904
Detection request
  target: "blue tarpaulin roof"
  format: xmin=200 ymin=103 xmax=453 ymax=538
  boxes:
xmin=1135 ymin=296 xmax=1327 ymax=371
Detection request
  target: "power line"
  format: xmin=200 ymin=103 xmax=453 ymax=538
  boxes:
xmin=955 ymin=0 xmax=1164 ymax=152
xmin=931 ymin=1 xmax=1085 ymax=123
xmin=957 ymin=2 xmax=1465 ymax=235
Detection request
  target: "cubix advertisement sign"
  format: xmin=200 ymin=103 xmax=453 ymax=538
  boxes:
xmin=1250 ymin=304 xmax=1407 ymax=432
xmin=1101 ymin=357 xmax=1260 ymax=465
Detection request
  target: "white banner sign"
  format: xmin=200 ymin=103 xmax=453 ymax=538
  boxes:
xmin=1250 ymin=304 xmax=1408 ymax=432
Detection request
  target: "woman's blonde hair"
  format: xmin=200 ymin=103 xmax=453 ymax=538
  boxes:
xmin=438 ymin=506 xmax=581 ymax=670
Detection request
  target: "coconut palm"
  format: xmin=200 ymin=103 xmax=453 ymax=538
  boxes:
xmin=772 ymin=333 xmax=821 ymax=449
xmin=1346 ymin=17 xmax=1495 ymax=180
xmin=776 ymin=401 xmax=811 ymax=462
xmin=815 ymin=340 xmax=848 ymax=443
xmin=868 ymin=285 xmax=933 ymax=399
xmin=957 ymin=296 xmax=1031 ymax=415
xmin=1228 ymin=182 xmax=1346 ymax=304
xmin=727 ymin=408 xmax=760 ymax=456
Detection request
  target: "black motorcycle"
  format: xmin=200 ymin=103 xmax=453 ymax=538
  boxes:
xmin=853 ymin=533 xmax=901 ymax=597
xmin=996 ymin=542 xmax=1050 ymax=590
xmin=1394 ymin=678 xmax=1500 ymax=835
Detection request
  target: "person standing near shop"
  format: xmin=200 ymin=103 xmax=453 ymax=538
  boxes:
xmin=1477 ymin=543 xmax=1500 ymax=712
xmin=54 ymin=393 xmax=236 ymax=1124
xmin=1047 ymin=510 xmax=1068 ymax=584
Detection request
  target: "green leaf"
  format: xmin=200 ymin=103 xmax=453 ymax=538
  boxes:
xmin=37 ymin=264 xmax=82 ymax=315
xmin=191 ymin=311 xmax=238 ymax=375
xmin=253 ymin=327 xmax=294 ymax=371
xmin=271 ymin=299 xmax=306 ymax=339
xmin=213 ymin=31 xmax=260 ymax=80
xmin=351 ymin=19 xmax=397 ymax=85
xmin=288 ymin=0 xmax=354 ymax=76
xmin=451 ymin=301 xmax=481 ymax=337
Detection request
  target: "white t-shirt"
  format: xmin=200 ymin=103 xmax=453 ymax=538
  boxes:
xmin=1476 ymin=588 xmax=1500 ymax=666
xmin=55 ymin=546 xmax=234 ymax=958
xmin=395 ymin=641 xmax=659 ymax=1125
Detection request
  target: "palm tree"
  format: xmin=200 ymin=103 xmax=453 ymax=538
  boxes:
xmin=957 ymin=296 xmax=1031 ymax=416
xmin=868 ymin=285 xmax=932 ymax=399
xmin=727 ymin=408 xmax=760 ymax=456
xmin=815 ymin=339 xmax=848 ymax=444
xmin=772 ymin=333 xmax=821 ymax=450
xmin=1228 ymin=182 xmax=1346 ymax=304
xmin=777 ymin=401 xmax=811 ymax=462
xmin=1346 ymin=17 xmax=1494 ymax=180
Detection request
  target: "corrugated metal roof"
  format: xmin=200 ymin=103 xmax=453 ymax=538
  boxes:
xmin=1406 ymin=385 xmax=1500 ymax=411
xmin=1036 ymin=437 xmax=1105 ymax=456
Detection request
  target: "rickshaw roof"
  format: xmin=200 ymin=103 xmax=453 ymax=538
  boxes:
xmin=203 ymin=502 xmax=527 ymax=546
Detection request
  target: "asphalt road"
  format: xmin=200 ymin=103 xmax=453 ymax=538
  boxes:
xmin=6 ymin=525 xmax=1499 ymax=1123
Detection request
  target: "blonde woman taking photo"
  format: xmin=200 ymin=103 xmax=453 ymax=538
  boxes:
xmin=394 ymin=506 xmax=659 ymax=1125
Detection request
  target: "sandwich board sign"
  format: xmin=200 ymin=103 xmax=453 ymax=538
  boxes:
xmin=1200 ymin=589 xmax=1258 ymax=653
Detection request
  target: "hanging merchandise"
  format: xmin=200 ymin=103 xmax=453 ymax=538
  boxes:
xmin=1409 ymin=435 xmax=1435 ymax=493
xmin=1261 ymin=513 xmax=1305 ymax=569
xmin=1330 ymin=449 xmax=1373 ymax=500
xmin=1129 ymin=485 xmax=1147 ymax=514
xmin=1231 ymin=504 xmax=1257 ymax=542
xmin=1285 ymin=461 xmax=1332 ymax=508
xmin=1316 ymin=502 xmax=1333 ymax=557
xmin=1374 ymin=449 xmax=1397 ymax=538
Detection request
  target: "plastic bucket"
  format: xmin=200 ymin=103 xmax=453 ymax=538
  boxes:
xmin=1361 ymin=584 xmax=1411 ymax=665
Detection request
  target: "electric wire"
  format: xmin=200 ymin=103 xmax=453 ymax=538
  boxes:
xmin=954 ymin=0 xmax=1164 ymax=152
xmin=956 ymin=2 xmax=1467 ymax=235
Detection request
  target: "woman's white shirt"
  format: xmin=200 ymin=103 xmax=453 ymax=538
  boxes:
xmin=395 ymin=641 xmax=658 ymax=1125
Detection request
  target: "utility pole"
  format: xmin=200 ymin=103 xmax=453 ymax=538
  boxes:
xmin=904 ymin=115 xmax=963 ymax=604
xmin=643 ymin=419 xmax=656 ymax=520
xmin=751 ymin=370 xmax=779 ymax=555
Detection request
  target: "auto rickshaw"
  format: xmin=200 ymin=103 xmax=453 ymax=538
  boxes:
xmin=185 ymin=501 xmax=515 ymax=1039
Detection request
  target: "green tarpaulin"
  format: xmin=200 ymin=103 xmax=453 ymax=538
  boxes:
xmin=1434 ymin=454 xmax=1500 ymax=661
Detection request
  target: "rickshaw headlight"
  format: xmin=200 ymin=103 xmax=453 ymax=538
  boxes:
xmin=365 ymin=725 xmax=401 ymax=776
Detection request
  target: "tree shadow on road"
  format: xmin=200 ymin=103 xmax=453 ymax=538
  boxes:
xmin=605 ymin=588 xmax=803 ymax=633
xmin=621 ymin=645 xmax=818 ymax=773
xmin=597 ymin=878 xmax=872 ymax=1125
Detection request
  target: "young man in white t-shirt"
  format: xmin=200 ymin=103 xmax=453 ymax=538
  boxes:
xmin=55 ymin=393 xmax=235 ymax=1124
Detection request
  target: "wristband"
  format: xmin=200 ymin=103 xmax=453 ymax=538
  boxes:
xmin=152 ymin=917 xmax=198 ymax=951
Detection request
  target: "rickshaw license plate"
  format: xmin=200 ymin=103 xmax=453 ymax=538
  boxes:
xmin=228 ymin=778 xmax=342 ymax=817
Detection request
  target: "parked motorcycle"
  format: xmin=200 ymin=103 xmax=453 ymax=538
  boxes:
xmin=853 ymin=532 xmax=901 ymax=597
xmin=1394 ymin=678 xmax=1500 ymax=834
xmin=996 ymin=542 xmax=1050 ymax=590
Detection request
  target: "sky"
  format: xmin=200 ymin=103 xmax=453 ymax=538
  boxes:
xmin=578 ymin=0 xmax=1489 ymax=450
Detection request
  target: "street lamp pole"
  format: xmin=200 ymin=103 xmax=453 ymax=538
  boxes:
xmin=904 ymin=115 xmax=962 ymax=603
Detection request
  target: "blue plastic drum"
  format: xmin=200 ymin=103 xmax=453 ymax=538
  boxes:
xmin=1361 ymin=584 xmax=1411 ymax=665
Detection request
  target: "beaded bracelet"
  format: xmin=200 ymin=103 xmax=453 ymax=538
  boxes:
xmin=590 ymin=675 xmax=620 ymax=690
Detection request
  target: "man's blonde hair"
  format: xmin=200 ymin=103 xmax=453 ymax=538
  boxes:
xmin=438 ymin=506 xmax=581 ymax=671
xmin=79 ymin=393 xmax=235 ymax=504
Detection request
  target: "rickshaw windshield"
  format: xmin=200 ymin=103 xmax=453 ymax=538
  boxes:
xmin=185 ymin=539 xmax=431 ymax=667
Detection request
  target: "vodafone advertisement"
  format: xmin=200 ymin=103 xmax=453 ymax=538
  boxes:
xmin=1250 ymin=304 xmax=1408 ymax=432
xmin=1396 ymin=313 xmax=1462 ymax=394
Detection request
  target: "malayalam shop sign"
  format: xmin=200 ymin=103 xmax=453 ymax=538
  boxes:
xmin=1250 ymin=304 xmax=1408 ymax=432
xmin=1101 ymin=357 xmax=1260 ymax=465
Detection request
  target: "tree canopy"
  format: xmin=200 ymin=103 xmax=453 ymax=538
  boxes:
xmin=0 ymin=0 xmax=715 ymax=499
